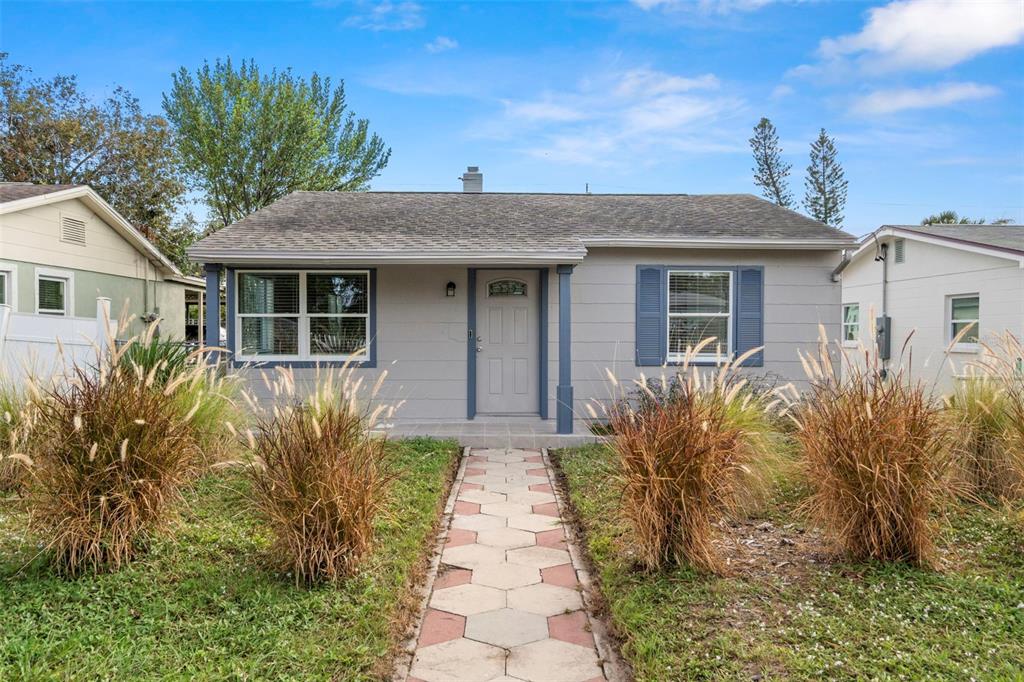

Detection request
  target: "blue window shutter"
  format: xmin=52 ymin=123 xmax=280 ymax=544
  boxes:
xmin=735 ymin=266 xmax=764 ymax=367
xmin=636 ymin=265 xmax=666 ymax=366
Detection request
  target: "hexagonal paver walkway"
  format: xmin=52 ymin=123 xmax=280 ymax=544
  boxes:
xmin=406 ymin=448 xmax=606 ymax=682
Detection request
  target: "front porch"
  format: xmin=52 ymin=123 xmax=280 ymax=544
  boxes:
xmin=379 ymin=416 xmax=604 ymax=449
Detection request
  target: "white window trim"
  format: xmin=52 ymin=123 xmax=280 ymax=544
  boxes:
xmin=0 ymin=261 xmax=17 ymax=312
xmin=666 ymin=269 xmax=734 ymax=362
xmin=947 ymin=293 xmax=980 ymax=353
xmin=842 ymin=303 xmax=860 ymax=346
xmin=34 ymin=267 xmax=74 ymax=317
xmin=234 ymin=270 xmax=370 ymax=362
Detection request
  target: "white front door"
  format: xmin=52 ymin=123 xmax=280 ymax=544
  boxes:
xmin=476 ymin=270 xmax=539 ymax=415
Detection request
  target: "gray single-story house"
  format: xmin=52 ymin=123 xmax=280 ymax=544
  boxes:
xmin=187 ymin=168 xmax=856 ymax=435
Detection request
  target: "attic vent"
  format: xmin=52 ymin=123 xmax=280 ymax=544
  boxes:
xmin=894 ymin=238 xmax=905 ymax=263
xmin=60 ymin=215 xmax=87 ymax=246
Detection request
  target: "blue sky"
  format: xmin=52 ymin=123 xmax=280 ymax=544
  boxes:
xmin=2 ymin=0 xmax=1023 ymax=235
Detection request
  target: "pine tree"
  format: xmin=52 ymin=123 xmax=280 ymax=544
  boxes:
xmin=803 ymin=128 xmax=848 ymax=227
xmin=749 ymin=117 xmax=793 ymax=207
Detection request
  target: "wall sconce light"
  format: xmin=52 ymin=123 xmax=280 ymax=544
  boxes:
xmin=446 ymin=281 xmax=456 ymax=297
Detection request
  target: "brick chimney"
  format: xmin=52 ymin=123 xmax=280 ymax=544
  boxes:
xmin=460 ymin=166 xmax=482 ymax=193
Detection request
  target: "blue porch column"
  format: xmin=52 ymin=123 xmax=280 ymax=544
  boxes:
xmin=204 ymin=263 xmax=221 ymax=362
xmin=556 ymin=264 xmax=574 ymax=434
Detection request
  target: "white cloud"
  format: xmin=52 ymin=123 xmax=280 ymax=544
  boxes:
xmin=770 ymin=84 xmax=794 ymax=99
xmin=502 ymin=100 xmax=588 ymax=123
xmin=632 ymin=0 xmax=781 ymax=13
xmin=614 ymin=69 xmax=719 ymax=97
xmin=484 ymin=67 xmax=744 ymax=165
xmin=344 ymin=1 xmax=424 ymax=31
xmin=818 ymin=0 xmax=1024 ymax=72
xmin=852 ymin=82 xmax=1000 ymax=115
xmin=624 ymin=94 xmax=728 ymax=132
xmin=425 ymin=36 xmax=458 ymax=53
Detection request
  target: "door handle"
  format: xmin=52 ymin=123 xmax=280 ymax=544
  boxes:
xmin=476 ymin=346 xmax=483 ymax=352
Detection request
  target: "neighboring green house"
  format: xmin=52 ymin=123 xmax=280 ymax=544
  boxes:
xmin=0 ymin=183 xmax=205 ymax=376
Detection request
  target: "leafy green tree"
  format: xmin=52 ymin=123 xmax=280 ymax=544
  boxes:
xmin=749 ymin=117 xmax=792 ymax=208
xmin=163 ymin=58 xmax=391 ymax=228
xmin=803 ymin=128 xmax=848 ymax=227
xmin=0 ymin=54 xmax=194 ymax=268
xmin=921 ymin=211 xmax=1012 ymax=225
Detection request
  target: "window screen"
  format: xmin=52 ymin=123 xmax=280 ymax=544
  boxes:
xmin=238 ymin=273 xmax=299 ymax=356
xmin=235 ymin=271 xmax=370 ymax=360
xmin=950 ymin=295 xmax=979 ymax=344
xmin=307 ymin=273 xmax=369 ymax=356
xmin=238 ymin=273 xmax=299 ymax=314
xmin=842 ymin=304 xmax=860 ymax=342
xmin=38 ymin=277 xmax=66 ymax=315
xmin=667 ymin=271 xmax=731 ymax=357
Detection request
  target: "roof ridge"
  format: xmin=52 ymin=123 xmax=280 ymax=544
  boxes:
xmin=290 ymin=190 xmax=771 ymax=197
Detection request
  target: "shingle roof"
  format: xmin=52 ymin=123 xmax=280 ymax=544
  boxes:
xmin=0 ymin=182 xmax=81 ymax=203
xmin=189 ymin=192 xmax=855 ymax=259
xmin=891 ymin=224 xmax=1024 ymax=255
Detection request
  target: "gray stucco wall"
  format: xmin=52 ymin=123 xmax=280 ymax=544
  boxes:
xmin=236 ymin=264 xmax=469 ymax=420
xmin=233 ymin=248 xmax=843 ymax=423
xmin=546 ymin=248 xmax=843 ymax=420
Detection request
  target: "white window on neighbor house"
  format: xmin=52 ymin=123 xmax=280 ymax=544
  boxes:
xmin=236 ymin=271 xmax=369 ymax=361
xmin=0 ymin=262 xmax=15 ymax=310
xmin=949 ymin=294 xmax=980 ymax=348
xmin=842 ymin=303 xmax=860 ymax=343
xmin=35 ymin=269 xmax=73 ymax=316
xmin=667 ymin=270 xmax=733 ymax=360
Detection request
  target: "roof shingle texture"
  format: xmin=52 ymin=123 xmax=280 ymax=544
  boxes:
xmin=0 ymin=183 xmax=80 ymax=203
xmin=192 ymin=192 xmax=854 ymax=255
xmin=892 ymin=224 xmax=1024 ymax=255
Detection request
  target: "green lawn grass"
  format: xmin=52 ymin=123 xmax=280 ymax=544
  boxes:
xmin=557 ymin=443 xmax=1024 ymax=681
xmin=0 ymin=437 xmax=459 ymax=680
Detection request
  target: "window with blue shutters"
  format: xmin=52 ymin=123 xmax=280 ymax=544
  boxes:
xmin=635 ymin=265 xmax=764 ymax=367
xmin=668 ymin=270 xmax=733 ymax=360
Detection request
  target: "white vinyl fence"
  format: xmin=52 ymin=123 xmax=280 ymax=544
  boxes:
xmin=0 ymin=297 xmax=116 ymax=383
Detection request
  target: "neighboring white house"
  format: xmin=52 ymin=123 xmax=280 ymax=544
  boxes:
xmin=838 ymin=224 xmax=1024 ymax=392
xmin=0 ymin=183 xmax=205 ymax=379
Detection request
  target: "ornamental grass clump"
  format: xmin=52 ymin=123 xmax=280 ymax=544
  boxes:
xmin=117 ymin=327 xmax=243 ymax=465
xmin=27 ymin=356 xmax=201 ymax=576
xmin=945 ymin=373 xmax=1023 ymax=501
xmin=792 ymin=332 xmax=953 ymax=567
xmin=1 ymin=380 xmax=35 ymax=494
xmin=243 ymin=366 xmax=398 ymax=585
xmin=957 ymin=332 xmax=1024 ymax=501
xmin=601 ymin=341 xmax=778 ymax=574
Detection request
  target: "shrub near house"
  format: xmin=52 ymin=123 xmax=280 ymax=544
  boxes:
xmin=556 ymin=333 xmax=1024 ymax=679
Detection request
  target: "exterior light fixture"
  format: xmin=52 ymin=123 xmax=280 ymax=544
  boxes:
xmin=446 ymin=281 xmax=456 ymax=297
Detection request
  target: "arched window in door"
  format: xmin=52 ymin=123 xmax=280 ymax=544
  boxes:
xmin=487 ymin=279 xmax=527 ymax=297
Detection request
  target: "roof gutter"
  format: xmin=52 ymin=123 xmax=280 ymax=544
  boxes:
xmin=185 ymin=249 xmax=589 ymax=265
xmin=831 ymin=251 xmax=852 ymax=282
xmin=581 ymin=237 xmax=858 ymax=250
